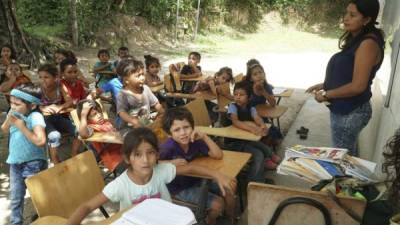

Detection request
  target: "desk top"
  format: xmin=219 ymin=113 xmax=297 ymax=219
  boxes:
xmin=255 ymin=104 xmax=288 ymax=119
xmin=83 ymin=131 xmax=123 ymax=144
xmin=149 ymin=84 xmax=164 ymax=93
xmin=166 ymin=91 xmax=216 ymax=101
xmin=30 ymin=216 xmax=67 ymax=225
xmin=273 ymin=88 xmax=294 ymax=98
xmin=179 ymin=75 xmax=205 ymax=82
xmin=188 ymin=150 xmax=251 ymax=179
xmin=195 ymin=125 xmax=261 ymax=141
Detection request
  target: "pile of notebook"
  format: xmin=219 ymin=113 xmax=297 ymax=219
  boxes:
xmin=277 ymin=145 xmax=378 ymax=184
xmin=111 ymin=199 xmax=196 ymax=225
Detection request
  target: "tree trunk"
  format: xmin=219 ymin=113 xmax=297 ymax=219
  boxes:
xmin=0 ymin=0 xmax=37 ymax=66
xmin=69 ymin=0 xmax=79 ymax=47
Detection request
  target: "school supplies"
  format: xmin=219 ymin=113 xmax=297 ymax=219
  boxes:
xmin=286 ymin=145 xmax=348 ymax=162
xmin=111 ymin=199 xmax=196 ymax=225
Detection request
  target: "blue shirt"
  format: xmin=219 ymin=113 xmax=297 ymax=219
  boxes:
xmin=94 ymin=61 xmax=115 ymax=87
xmin=227 ymin=103 xmax=257 ymax=121
xmin=159 ymin=138 xmax=209 ymax=194
xmin=7 ymin=111 xmax=47 ymax=164
xmin=100 ymin=77 xmax=123 ymax=101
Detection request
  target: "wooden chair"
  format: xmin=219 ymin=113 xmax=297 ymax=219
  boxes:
xmin=233 ymin=73 xmax=244 ymax=83
xmin=26 ymin=151 xmax=109 ymax=219
xmin=184 ymin=98 xmax=212 ymax=127
xmin=247 ymin=182 xmax=366 ymax=225
xmin=255 ymin=104 xmax=288 ymax=131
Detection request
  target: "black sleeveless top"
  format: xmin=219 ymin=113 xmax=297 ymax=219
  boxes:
xmin=323 ymin=35 xmax=384 ymax=115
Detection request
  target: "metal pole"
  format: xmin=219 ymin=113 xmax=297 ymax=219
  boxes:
xmin=175 ymin=0 xmax=180 ymax=43
xmin=193 ymin=0 xmax=201 ymax=40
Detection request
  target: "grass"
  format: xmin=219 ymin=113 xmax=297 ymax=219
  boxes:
xmin=24 ymin=24 xmax=66 ymax=40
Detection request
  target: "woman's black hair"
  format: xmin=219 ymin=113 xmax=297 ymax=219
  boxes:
xmin=144 ymin=55 xmax=160 ymax=69
xmin=233 ymin=80 xmax=252 ymax=97
xmin=215 ymin=67 xmax=233 ymax=83
xmin=1 ymin=44 xmax=16 ymax=60
xmin=339 ymin=0 xmax=385 ymax=50
xmin=122 ymin=127 xmax=159 ymax=159
xmin=162 ymin=107 xmax=194 ymax=135
xmin=76 ymin=99 xmax=102 ymax=120
xmin=382 ymin=128 xmax=400 ymax=210
xmin=116 ymin=57 xmax=144 ymax=78
xmin=13 ymin=83 xmax=41 ymax=109
xmin=59 ymin=57 xmax=77 ymax=73
xmin=38 ymin=63 xmax=59 ymax=77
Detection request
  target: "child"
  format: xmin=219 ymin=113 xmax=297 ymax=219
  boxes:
xmin=66 ymin=127 xmax=236 ymax=225
xmin=169 ymin=51 xmax=202 ymax=93
xmin=93 ymin=49 xmax=116 ymax=87
xmin=0 ymin=63 xmax=31 ymax=93
xmin=159 ymin=107 xmax=237 ymax=225
xmin=60 ymin=58 xmax=88 ymax=105
xmin=113 ymin=46 xmax=130 ymax=68
xmin=144 ymin=54 xmax=163 ymax=87
xmin=1 ymin=84 xmax=47 ymax=225
xmin=226 ymin=81 xmax=281 ymax=182
xmin=38 ymin=63 xmax=80 ymax=163
xmin=0 ymin=44 xmax=15 ymax=68
xmin=245 ymin=59 xmax=276 ymax=107
xmin=116 ymin=58 xmax=164 ymax=137
xmin=192 ymin=66 xmax=233 ymax=96
xmin=76 ymin=99 xmax=125 ymax=173
xmin=54 ymin=49 xmax=88 ymax=86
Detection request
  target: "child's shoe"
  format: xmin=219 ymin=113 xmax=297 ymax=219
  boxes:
xmin=264 ymin=159 xmax=278 ymax=170
xmin=271 ymin=154 xmax=281 ymax=163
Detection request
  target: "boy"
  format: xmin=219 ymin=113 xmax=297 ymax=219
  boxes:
xmin=159 ymin=107 xmax=236 ymax=225
xmin=93 ymin=49 xmax=115 ymax=87
xmin=169 ymin=52 xmax=202 ymax=93
xmin=113 ymin=46 xmax=130 ymax=68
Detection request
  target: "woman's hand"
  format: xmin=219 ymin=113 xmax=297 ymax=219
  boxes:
xmin=306 ymin=83 xmax=324 ymax=93
xmin=314 ymin=91 xmax=328 ymax=103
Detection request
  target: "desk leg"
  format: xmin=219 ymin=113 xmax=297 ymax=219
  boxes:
xmin=276 ymin=96 xmax=282 ymax=105
xmin=196 ymin=179 xmax=209 ymax=225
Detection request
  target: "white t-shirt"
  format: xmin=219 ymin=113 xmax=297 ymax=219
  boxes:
xmin=103 ymin=163 xmax=176 ymax=209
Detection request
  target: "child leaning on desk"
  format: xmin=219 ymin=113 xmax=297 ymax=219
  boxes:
xmin=159 ymin=107 xmax=237 ymax=225
xmin=93 ymin=49 xmax=116 ymax=87
xmin=66 ymin=127 xmax=236 ymax=225
xmin=225 ymin=81 xmax=281 ymax=181
xmin=169 ymin=51 xmax=202 ymax=93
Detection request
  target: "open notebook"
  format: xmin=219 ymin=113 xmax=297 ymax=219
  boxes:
xmin=111 ymin=199 xmax=196 ymax=225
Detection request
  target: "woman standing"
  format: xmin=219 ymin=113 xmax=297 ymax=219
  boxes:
xmin=307 ymin=0 xmax=385 ymax=156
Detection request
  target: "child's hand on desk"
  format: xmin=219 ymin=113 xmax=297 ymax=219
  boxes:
xmin=214 ymin=172 xmax=237 ymax=197
xmin=190 ymin=130 xmax=206 ymax=142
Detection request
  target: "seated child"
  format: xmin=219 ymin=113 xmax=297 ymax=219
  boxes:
xmin=113 ymin=46 xmax=130 ymax=68
xmin=54 ymin=49 xmax=89 ymax=86
xmin=226 ymin=81 xmax=281 ymax=182
xmin=169 ymin=51 xmax=202 ymax=93
xmin=66 ymin=127 xmax=236 ymax=225
xmin=1 ymin=83 xmax=47 ymax=225
xmin=38 ymin=64 xmax=80 ymax=163
xmin=0 ymin=44 xmax=16 ymax=80
xmin=192 ymin=66 xmax=233 ymax=96
xmin=245 ymin=59 xmax=276 ymax=107
xmin=159 ymin=107 xmax=237 ymax=225
xmin=116 ymin=58 xmax=164 ymax=137
xmin=93 ymin=49 xmax=116 ymax=87
xmin=76 ymin=99 xmax=125 ymax=173
xmin=60 ymin=58 xmax=88 ymax=105
xmin=0 ymin=63 xmax=31 ymax=93
xmin=144 ymin=54 xmax=163 ymax=87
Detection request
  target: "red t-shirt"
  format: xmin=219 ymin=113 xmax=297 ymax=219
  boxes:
xmin=61 ymin=79 xmax=87 ymax=103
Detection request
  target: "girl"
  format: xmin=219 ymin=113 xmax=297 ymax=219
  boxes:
xmin=76 ymin=99 xmax=125 ymax=173
xmin=66 ymin=127 xmax=236 ymax=225
xmin=54 ymin=49 xmax=89 ymax=86
xmin=245 ymin=59 xmax=276 ymax=107
xmin=60 ymin=58 xmax=88 ymax=105
xmin=192 ymin=66 xmax=233 ymax=98
xmin=0 ymin=63 xmax=31 ymax=93
xmin=1 ymin=44 xmax=15 ymax=67
xmin=144 ymin=54 xmax=163 ymax=87
xmin=116 ymin=58 xmax=164 ymax=136
xmin=226 ymin=81 xmax=281 ymax=182
xmin=1 ymin=83 xmax=47 ymax=225
xmin=38 ymin=63 xmax=80 ymax=163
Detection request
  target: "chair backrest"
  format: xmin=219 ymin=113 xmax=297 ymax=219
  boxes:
xmin=26 ymin=151 xmax=105 ymax=218
xmin=247 ymin=182 xmax=366 ymax=225
xmin=216 ymin=83 xmax=232 ymax=111
xmin=184 ymin=98 xmax=211 ymax=127
xmin=234 ymin=73 xmax=244 ymax=83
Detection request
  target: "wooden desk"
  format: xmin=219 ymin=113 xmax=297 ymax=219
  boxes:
xmin=83 ymin=131 xmax=123 ymax=144
xmin=273 ymin=88 xmax=294 ymax=104
xmin=149 ymin=84 xmax=164 ymax=93
xmin=195 ymin=125 xmax=262 ymax=141
xmin=166 ymin=91 xmax=216 ymax=101
xmin=30 ymin=216 xmax=67 ymax=225
xmin=179 ymin=75 xmax=205 ymax=82
xmin=255 ymin=104 xmax=288 ymax=131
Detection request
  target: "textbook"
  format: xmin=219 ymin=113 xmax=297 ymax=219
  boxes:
xmin=111 ymin=198 xmax=196 ymax=225
xmin=286 ymin=145 xmax=348 ymax=162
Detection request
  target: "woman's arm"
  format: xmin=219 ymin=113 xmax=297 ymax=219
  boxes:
xmin=66 ymin=193 xmax=109 ymax=225
xmin=324 ymin=39 xmax=381 ymax=99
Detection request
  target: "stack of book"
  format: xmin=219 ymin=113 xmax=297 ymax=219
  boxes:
xmin=277 ymin=145 xmax=378 ymax=184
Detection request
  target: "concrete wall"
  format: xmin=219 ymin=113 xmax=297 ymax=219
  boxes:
xmin=366 ymin=0 xmax=400 ymax=176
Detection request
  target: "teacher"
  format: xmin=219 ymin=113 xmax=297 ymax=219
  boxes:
xmin=306 ymin=0 xmax=385 ymax=156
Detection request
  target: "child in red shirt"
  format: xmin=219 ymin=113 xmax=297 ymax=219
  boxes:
xmin=60 ymin=58 xmax=87 ymax=105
